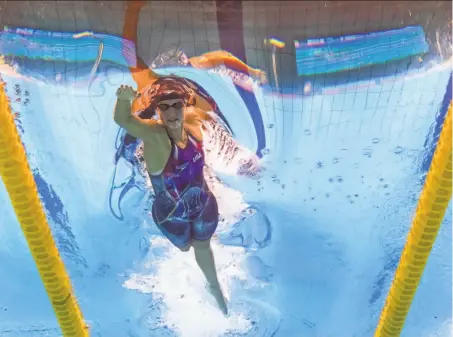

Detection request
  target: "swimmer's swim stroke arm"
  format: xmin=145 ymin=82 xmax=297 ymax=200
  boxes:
xmin=114 ymin=85 xmax=165 ymax=142
xmin=122 ymin=1 xmax=160 ymax=91
xmin=190 ymin=51 xmax=265 ymax=79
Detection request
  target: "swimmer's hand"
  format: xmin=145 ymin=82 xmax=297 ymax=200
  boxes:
xmin=116 ymin=85 xmax=137 ymax=102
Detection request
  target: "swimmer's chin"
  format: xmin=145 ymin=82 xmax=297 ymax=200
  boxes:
xmin=165 ymin=120 xmax=182 ymax=129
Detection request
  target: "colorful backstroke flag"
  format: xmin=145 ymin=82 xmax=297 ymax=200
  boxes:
xmin=294 ymin=25 xmax=429 ymax=76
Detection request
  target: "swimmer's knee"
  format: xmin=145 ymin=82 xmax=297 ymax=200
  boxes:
xmin=192 ymin=239 xmax=211 ymax=250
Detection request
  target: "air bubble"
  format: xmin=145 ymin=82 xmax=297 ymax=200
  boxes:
xmin=332 ymin=158 xmax=339 ymax=164
xmin=372 ymin=138 xmax=380 ymax=144
xmin=304 ymin=129 xmax=311 ymax=135
xmin=394 ymin=146 xmax=404 ymax=154
xmin=407 ymin=150 xmax=419 ymax=158
xmin=363 ymin=148 xmax=372 ymax=158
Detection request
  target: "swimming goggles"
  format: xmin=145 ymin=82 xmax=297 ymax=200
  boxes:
xmin=158 ymin=101 xmax=185 ymax=111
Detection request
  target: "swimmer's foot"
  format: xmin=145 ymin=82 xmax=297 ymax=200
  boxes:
xmin=258 ymin=71 xmax=268 ymax=85
xmin=252 ymin=69 xmax=268 ymax=85
xmin=206 ymin=283 xmax=228 ymax=315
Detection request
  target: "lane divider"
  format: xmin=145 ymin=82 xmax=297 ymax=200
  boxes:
xmin=374 ymin=101 xmax=452 ymax=337
xmin=0 ymin=84 xmax=89 ymax=336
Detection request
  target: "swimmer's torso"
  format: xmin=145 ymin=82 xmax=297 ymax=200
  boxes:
xmin=147 ymin=130 xmax=210 ymax=223
xmin=151 ymin=132 xmax=205 ymax=196
xmin=141 ymin=119 xmax=203 ymax=173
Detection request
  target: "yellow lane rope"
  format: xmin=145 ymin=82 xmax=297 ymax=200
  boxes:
xmin=374 ymin=101 xmax=452 ymax=336
xmin=0 ymin=84 xmax=89 ymax=336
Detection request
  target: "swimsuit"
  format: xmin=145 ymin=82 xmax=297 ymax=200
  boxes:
xmin=149 ymin=131 xmax=218 ymax=249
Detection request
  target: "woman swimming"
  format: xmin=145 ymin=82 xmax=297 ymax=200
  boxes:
xmin=114 ymin=76 xmax=229 ymax=314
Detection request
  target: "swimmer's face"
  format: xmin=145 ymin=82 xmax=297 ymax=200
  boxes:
xmin=157 ymin=98 xmax=185 ymax=129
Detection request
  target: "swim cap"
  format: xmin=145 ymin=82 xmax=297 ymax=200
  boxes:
xmin=135 ymin=76 xmax=196 ymax=117
xmin=153 ymin=76 xmax=195 ymax=102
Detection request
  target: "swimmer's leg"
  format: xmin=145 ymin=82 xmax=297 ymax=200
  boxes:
xmin=192 ymin=239 xmax=228 ymax=315
xmin=191 ymin=195 xmax=227 ymax=314
xmin=190 ymin=50 xmax=266 ymax=82
xmin=123 ymin=0 xmax=160 ymax=91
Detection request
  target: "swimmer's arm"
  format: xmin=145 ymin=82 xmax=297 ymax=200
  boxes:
xmin=189 ymin=50 xmax=262 ymax=78
xmin=123 ymin=1 xmax=160 ymax=90
xmin=114 ymin=98 xmax=164 ymax=141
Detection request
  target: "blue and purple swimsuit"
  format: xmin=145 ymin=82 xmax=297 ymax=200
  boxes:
xmin=149 ymin=132 xmax=218 ymax=249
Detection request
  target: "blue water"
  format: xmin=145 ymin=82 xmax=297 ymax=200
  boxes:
xmin=0 ymin=31 xmax=452 ymax=337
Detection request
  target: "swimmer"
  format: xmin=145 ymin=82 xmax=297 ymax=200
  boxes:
xmin=113 ymin=79 xmax=229 ymax=315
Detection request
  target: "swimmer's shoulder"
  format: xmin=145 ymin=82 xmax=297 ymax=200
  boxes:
xmin=143 ymin=130 xmax=172 ymax=173
xmin=184 ymin=109 xmax=207 ymax=142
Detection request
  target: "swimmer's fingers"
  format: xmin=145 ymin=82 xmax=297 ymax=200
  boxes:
xmin=116 ymin=85 xmax=128 ymax=95
xmin=116 ymin=85 xmax=138 ymax=100
xmin=117 ymin=84 xmax=135 ymax=91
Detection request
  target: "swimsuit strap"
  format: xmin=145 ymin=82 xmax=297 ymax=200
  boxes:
xmin=165 ymin=127 xmax=196 ymax=151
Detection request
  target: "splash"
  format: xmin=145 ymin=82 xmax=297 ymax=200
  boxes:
xmin=124 ymin=233 xmax=280 ymax=337
xmin=202 ymin=117 xmax=262 ymax=179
